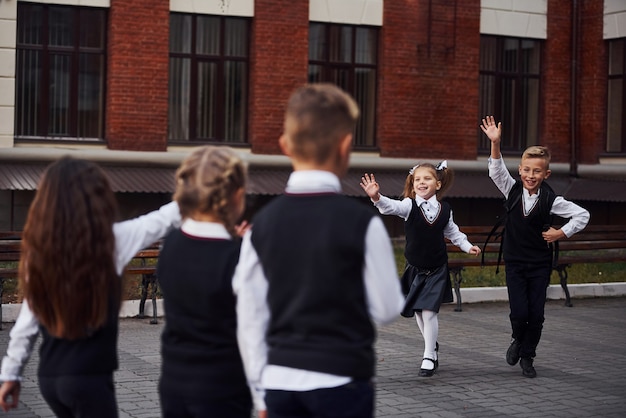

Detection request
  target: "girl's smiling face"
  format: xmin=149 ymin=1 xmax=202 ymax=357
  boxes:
xmin=412 ymin=166 xmax=441 ymax=200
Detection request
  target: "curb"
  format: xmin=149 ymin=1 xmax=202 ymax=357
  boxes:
xmin=2 ymin=283 xmax=625 ymax=323
xmin=454 ymin=282 xmax=626 ymax=304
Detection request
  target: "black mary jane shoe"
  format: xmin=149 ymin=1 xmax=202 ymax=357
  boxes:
xmin=418 ymin=358 xmax=438 ymax=377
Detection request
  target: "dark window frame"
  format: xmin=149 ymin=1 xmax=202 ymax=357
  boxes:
xmin=478 ymin=35 xmax=542 ymax=154
xmin=308 ymin=22 xmax=379 ymax=149
xmin=15 ymin=3 xmax=107 ymax=141
xmin=606 ymin=37 xmax=626 ymax=154
xmin=168 ymin=13 xmax=250 ymax=144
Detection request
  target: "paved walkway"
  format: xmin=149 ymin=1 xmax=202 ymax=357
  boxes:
xmin=1 ymin=296 xmax=625 ymax=417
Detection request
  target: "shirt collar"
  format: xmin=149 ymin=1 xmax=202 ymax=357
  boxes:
xmin=415 ymin=195 xmax=439 ymax=207
xmin=285 ymin=170 xmax=342 ymax=194
xmin=523 ymin=187 xmax=540 ymax=200
xmin=181 ymin=218 xmax=231 ymax=239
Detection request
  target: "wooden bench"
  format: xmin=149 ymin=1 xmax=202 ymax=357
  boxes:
xmin=446 ymin=224 xmax=626 ymax=311
xmin=0 ymin=236 xmax=161 ymax=326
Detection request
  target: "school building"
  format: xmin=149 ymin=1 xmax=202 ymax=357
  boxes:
xmin=0 ymin=0 xmax=625 ymax=236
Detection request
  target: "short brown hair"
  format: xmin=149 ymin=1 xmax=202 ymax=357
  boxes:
xmin=522 ymin=145 xmax=551 ymax=167
xmin=284 ymin=83 xmax=359 ymax=164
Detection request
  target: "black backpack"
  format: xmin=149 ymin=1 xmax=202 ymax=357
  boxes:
xmin=482 ymin=180 xmax=558 ymax=273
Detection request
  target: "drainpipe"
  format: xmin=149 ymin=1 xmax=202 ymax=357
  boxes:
xmin=570 ymin=0 xmax=580 ymax=177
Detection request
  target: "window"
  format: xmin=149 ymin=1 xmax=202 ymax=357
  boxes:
xmin=607 ymin=38 xmax=626 ymax=153
xmin=478 ymin=36 xmax=541 ymax=152
xmin=15 ymin=4 xmax=106 ymax=140
xmin=169 ymin=14 xmax=249 ymax=143
xmin=308 ymin=23 xmax=379 ymax=148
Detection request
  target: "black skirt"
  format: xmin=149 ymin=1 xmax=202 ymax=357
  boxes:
xmin=400 ymin=263 xmax=453 ymax=317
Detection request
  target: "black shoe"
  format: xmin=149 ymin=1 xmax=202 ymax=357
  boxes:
xmin=419 ymin=358 xmax=438 ymax=377
xmin=520 ymin=357 xmax=536 ymax=378
xmin=506 ymin=339 xmax=521 ymax=366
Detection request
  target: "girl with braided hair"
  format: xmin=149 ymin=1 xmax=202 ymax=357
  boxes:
xmin=361 ymin=162 xmax=481 ymax=377
xmin=156 ymin=145 xmax=252 ymax=417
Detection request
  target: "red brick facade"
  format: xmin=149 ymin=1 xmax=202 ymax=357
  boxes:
xmin=379 ymin=0 xmax=481 ymax=159
xmin=99 ymin=0 xmax=610 ymax=164
xmin=248 ymin=0 xmax=309 ymax=155
xmin=106 ymin=0 xmax=170 ymax=151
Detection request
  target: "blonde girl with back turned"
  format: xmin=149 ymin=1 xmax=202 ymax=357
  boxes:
xmin=361 ymin=162 xmax=481 ymax=377
xmin=156 ymin=145 xmax=252 ymax=418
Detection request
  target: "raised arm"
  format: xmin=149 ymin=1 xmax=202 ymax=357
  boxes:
xmin=360 ymin=173 xmax=381 ymax=202
xmin=480 ymin=116 xmax=502 ymax=159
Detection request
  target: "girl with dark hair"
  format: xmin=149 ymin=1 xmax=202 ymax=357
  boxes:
xmin=360 ymin=162 xmax=481 ymax=377
xmin=157 ymin=146 xmax=252 ymax=417
xmin=0 ymin=156 xmax=181 ymax=417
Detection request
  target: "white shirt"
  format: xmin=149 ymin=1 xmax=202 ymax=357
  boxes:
xmin=0 ymin=201 xmax=182 ymax=382
xmin=373 ymin=194 xmax=476 ymax=253
xmin=232 ymin=170 xmax=405 ymax=411
xmin=488 ymin=157 xmax=590 ymax=237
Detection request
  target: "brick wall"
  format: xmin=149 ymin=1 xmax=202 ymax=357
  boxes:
xmin=378 ymin=0 xmax=481 ymax=160
xmin=106 ymin=0 xmax=169 ymax=151
xmin=543 ymin=0 xmax=573 ymax=163
xmin=248 ymin=0 xmax=309 ymax=155
xmin=578 ymin=0 xmax=606 ymax=165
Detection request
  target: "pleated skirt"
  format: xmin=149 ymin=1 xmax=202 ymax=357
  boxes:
xmin=400 ymin=263 xmax=453 ymax=318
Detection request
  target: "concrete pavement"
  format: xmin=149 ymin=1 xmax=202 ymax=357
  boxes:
xmin=1 ymin=296 xmax=625 ymax=417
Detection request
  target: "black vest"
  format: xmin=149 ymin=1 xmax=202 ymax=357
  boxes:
xmin=157 ymin=229 xmax=249 ymax=398
xmin=404 ymin=199 xmax=450 ymax=269
xmin=503 ymin=181 xmax=557 ymax=265
xmin=38 ymin=299 xmax=119 ymax=377
xmin=251 ymin=193 xmax=376 ymax=379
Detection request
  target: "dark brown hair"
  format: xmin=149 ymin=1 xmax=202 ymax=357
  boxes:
xmin=402 ymin=162 xmax=455 ymax=200
xmin=19 ymin=157 xmax=120 ymax=339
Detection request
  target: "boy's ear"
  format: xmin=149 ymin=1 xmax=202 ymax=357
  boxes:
xmin=545 ymin=169 xmax=551 ymax=179
xmin=279 ymin=134 xmax=292 ymax=157
xmin=339 ymin=133 xmax=352 ymax=159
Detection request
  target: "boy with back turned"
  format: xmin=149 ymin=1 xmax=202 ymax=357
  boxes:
xmin=233 ymin=83 xmax=404 ymax=417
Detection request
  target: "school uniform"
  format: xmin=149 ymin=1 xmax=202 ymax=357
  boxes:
xmin=489 ymin=157 xmax=589 ymax=360
xmin=373 ymin=194 xmax=474 ymax=317
xmin=157 ymin=220 xmax=252 ymax=418
xmin=0 ymin=202 xmax=181 ymax=418
xmin=232 ymin=170 xmax=404 ymax=416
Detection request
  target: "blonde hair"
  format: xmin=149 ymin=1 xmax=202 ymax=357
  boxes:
xmin=402 ymin=162 xmax=455 ymax=200
xmin=174 ymin=146 xmax=247 ymax=236
xmin=284 ymin=83 xmax=359 ymax=164
xmin=522 ymin=146 xmax=551 ymax=168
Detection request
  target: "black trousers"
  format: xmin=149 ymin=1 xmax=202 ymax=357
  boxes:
xmin=159 ymin=379 xmax=252 ymax=418
xmin=39 ymin=373 xmax=117 ymax=418
xmin=505 ymin=262 xmax=552 ymax=359
xmin=265 ymin=380 xmax=374 ymax=418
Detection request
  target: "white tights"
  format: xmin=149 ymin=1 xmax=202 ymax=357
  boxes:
xmin=415 ymin=310 xmax=438 ymax=370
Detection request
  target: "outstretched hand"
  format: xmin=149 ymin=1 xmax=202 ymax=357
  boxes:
xmin=234 ymin=220 xmax=251 ymax=237
xmin=0 ymin=381 xmax=21 ymax=412
xmin=360 ymin=173 xmax=380 ymax=202
xmin=480 ymin=116 xmax=501 ymax=144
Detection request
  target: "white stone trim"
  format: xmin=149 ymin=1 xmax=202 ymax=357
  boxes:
xmin=310 ymin=0 xmax=383 ymax=26
xmin=604 ymin=0 xmax=626 ymax=39
xmin=170 ymin=0 xmax=254 ymax=17
xmin=480 ymin=0 xmax=547 ymax=39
